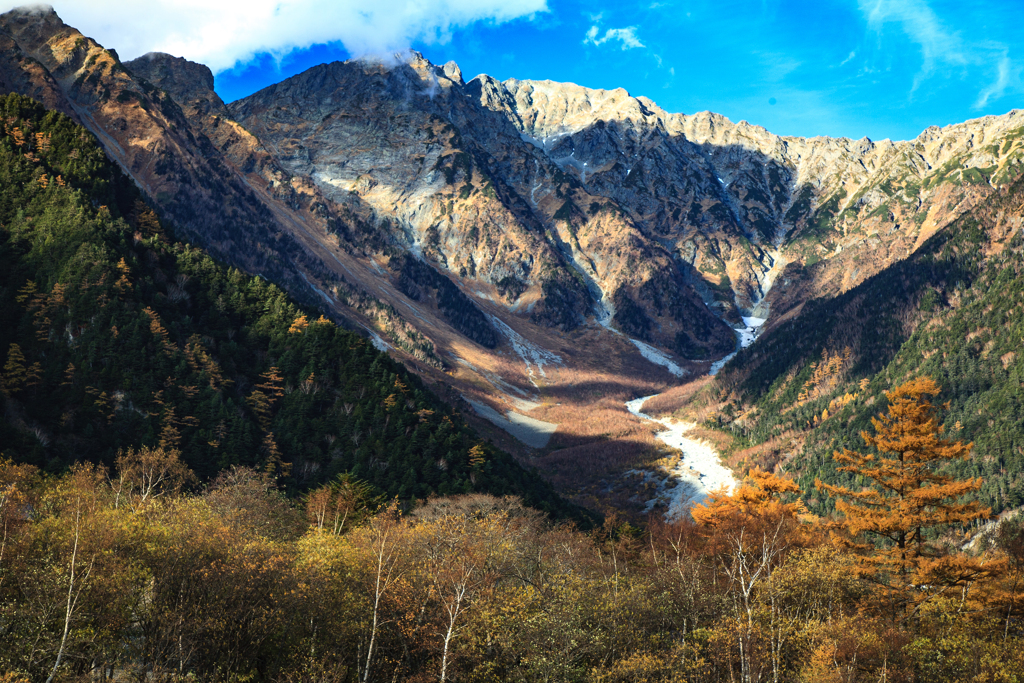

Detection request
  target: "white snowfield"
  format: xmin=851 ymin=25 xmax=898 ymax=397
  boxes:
xmin=362 ymin=327 xmax=392 ymax=352
xmin=586 ymin=293 xmax=687 ymax=379
xmin=628 ymin=339 xmax=688 ymax=378
xmin=709 ymin=316 xmax=766 ymax=376
xmin=463 ymin=396 xmax=557 ymax=449
xmin=487 ymin=314 xmax=563 ymax=386
xmin=625 ymin=395 xmax=737 ymax=520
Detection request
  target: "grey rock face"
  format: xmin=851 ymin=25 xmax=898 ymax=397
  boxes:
xmin=228 ymin=54 xmax=736 ymax=354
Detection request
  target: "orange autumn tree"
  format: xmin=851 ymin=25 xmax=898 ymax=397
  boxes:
xmin=693 ymin=469 xmax=804 ymax=530
xmin=817 ymin=376 xmax=995 ymax=617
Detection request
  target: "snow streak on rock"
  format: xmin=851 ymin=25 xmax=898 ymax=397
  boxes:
xmin=628 ymin=339 xmax=688 ymax=378
xmin=709 ymin=316 xmax=767 ymax=376
xmin=463 ymin=395 xmax=557 ymax=448
xmin=365 ymin=329 xmax=392 ymax=352
xmin=487 ymin=314 xmax=562 ymax=386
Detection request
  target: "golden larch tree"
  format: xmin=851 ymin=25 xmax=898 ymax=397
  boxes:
xmin=817 ymin=376 xmax=995 ymax=616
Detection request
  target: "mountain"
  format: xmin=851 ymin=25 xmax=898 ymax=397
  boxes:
xmin=0 ymin=90 xmax=587 ymax=522
xmin=2 ymin=5 xmax=1023 ymax=511
xmin=675 ymin=170 xmax=1024 ymax=515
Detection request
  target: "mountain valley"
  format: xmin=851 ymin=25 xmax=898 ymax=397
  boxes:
xmin=2 ymin=5 xmax=1023 ymax=514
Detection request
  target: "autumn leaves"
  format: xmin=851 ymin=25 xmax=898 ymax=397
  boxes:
xmin=818 ymin=377 xmax=996 ymax=618
xmin=2 ymin=376 xmax=1024 ymax=682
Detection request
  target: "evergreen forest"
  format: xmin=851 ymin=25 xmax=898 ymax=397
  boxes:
xmin=698 ymin=167 xmax=1024 ymax=517
xmin=2 ymin=380 xmax=1024 ymax=682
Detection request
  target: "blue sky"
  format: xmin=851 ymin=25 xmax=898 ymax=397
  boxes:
xmin=216 ymin=0 xmax=1024 ymax=141
xmin=28 ymin=0 xmax=1024 ymax=141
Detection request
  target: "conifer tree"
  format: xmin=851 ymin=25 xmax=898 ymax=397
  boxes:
xmin=817 ymin=376 xmax=996 ymax=617
xmin=1 ymin=343 xmax=28 ymax=396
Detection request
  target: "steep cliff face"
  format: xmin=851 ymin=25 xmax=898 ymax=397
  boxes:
xmin=674 ymin=110 xmax=1024 ymax=319
xmin=469 ymin=77 xmax=769 ymax=319
xmin=468 ymin=76 xmax=1024 ymax=320
xmin=226 ymin=55 xmax=735 ymax=358
xmin=0 ymin=7 xmax=281 ymax=264
xmin=0 ymin=8 xmax=739 ymax=482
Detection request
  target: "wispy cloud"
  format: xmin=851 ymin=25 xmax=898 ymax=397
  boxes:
xmin=858 ymin=0 xmax=1017 ymax=107
xmin=583 ymin=25 xmax=645 ymax=50
xmin=975 ymin=51 xmax=1021 ymax=108
xmin=860 ymin=0 xmax=966 ymax=83
xmin=21 ymin=0 xmax=548 ymax=72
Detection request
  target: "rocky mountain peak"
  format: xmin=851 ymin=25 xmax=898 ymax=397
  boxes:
xmin=125 ymin=52 xmax=225 ymax=117
xmin=442 ymin=60 xmax=463 ymax=85
xmin=1 ymin=3 xmax=60 ymax=25
xmin=497 ymin=78 xmax=665 ymax=140
xmin=4 ymin=6 xmax=1024 ymax=467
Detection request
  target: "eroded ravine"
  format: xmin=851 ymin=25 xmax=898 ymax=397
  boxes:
xmin=624 ymin=267 xmax=776 ymax=518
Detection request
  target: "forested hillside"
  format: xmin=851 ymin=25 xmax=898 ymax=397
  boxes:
xmin=0 ymin=93 xmax=578 ymax=518
xmin=693 ymin=166 xmax=1024 ymax=515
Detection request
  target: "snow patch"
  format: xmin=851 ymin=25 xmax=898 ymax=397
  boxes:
xmin=299 ymin=272 xmax=334 ymax=307
xmin=629 ymin=339 xmax=687 ymax=378
xmin=409 ymin=238 xmax=424 ymax=259
xmin=487 ymin=315 xmax=562 ymax=386
xmin=463 ymin=396 xmax=557 ymax=448
xmin=595 ymin=295 xmax=616 ymax=330
xmin=709 ymin=316 xmax=767 ymax=376
xmin=363 ymin=328 xmax=392 ymax=352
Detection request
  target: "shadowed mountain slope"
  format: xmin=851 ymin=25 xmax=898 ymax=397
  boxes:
xmin=0 ymin=91 xmax=586 ymax=522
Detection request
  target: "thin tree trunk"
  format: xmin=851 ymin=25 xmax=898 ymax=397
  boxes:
xmin=364 ymin=516 xmax=398 ymax=683
xmin=363 ymin=578 xmax=382 ymax=683
xmin=47 ymin=503 xmax=92 ymax=683
xmin=439 ymin=586 xmax=465 ymax=683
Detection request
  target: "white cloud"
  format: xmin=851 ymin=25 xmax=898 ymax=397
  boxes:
xmin=975 ymin=52 xmax=1021 ymax=109
xmin=6 ymin=0 xmax=547 ymax=72
xmin=839 ymin=50 xmax=856 ymax=66
xmin=583 ymin=25 xmax=645 ymax=50
xmin=858 ymin=0 xmax=1022 ymax=108
xmin=859 ymin=0 xmax=966 ymax=88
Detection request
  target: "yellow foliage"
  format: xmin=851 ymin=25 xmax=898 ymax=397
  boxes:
xmin=692 ymin=468 xmax=804 ymax=529
xmin=794 ymin=347 xmax=853 ymax=408
xmin=14 ymin=280 xmax=36 ymax=305
xmin=33 ymin=131 xmax=50 ymax=152
xmin=1 ymin=343 xmax=28 ymax=396
xmin=143 ymin=307 xmax=176 ymax=356
xmin=818 ymin=376 xmax=997 ymax=615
